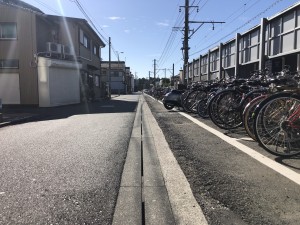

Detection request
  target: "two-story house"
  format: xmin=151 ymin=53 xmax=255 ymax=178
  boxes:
xmin=0 ymin=0 xmax=105 ymax=106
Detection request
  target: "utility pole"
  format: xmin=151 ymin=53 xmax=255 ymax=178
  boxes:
xmin=108 ymin=37 xmax=111 ymax=99
xmin=148 ymin=71 xmax=151 ymax=89
xmin=154 ymin=59 xmax=157 ymax=87
xmin=183 ymin=0 xmax=189 ymax=86
xmin=172 ymin=63 xmax=175 ymax=86
xmin=178 ymin=1 xmax=224 ymax=86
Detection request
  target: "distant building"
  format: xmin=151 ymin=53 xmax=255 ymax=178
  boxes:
xmin=101 ymin=61 xmax=129 ymax=95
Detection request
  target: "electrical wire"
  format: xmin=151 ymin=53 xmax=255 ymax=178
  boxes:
xmin=156 ymin=0 xmax=185 ymax=73
xmin=31 ymin=0 xmax=62 ymax=15
xmin=73 ymin=0 xmax=121 ymax=58
xmin=190 ymin=0 xmax=285 ymax=57
xmin=193 ymin=0 xmax=262 ymax=50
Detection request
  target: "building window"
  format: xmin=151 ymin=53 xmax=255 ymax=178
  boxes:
xmin=80 ymin=29 xmax=90 ymax=49
xmin=83 ymin=35 xmax=90 ymax=48
xmin=210 ymin=51 xmax=219 ymax=71
xmin=0 ymin=59 xmax=19 ymax=68
xmin=93 ymin=44 xmax=99 ymax=56
xmin=201 ymin=56 xmax=208 ymax=74
xmin=0 ymin=23 xmax=17 ymax=39
xmin=222 ymin=42 xmax=235 ymax=68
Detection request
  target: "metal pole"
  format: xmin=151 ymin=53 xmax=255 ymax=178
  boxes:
xmin=108 ymin=37 xmax=111 ymax=99
xmin=184 ymin=0 xmax=189 ymax=86
xmin=154 ymin=59 xmax=156 ymax=87
xmin=0 ymin=99 xmax=2 ymax=123
xmin=172 ymin=63 xmax=174 ymax=87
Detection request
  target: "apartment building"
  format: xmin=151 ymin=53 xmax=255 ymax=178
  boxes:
xmin=186 ymin=2 xmax=300 ymax=82
xmin=101 ymin=61 xmax=129 ymax=95
xmin=0 ymin=0 xmax=105 ymax=106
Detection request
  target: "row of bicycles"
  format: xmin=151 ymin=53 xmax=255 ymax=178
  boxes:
xmin=162 ymin=66 xmax=300 ymax=158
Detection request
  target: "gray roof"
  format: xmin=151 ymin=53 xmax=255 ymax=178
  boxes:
xmin=0 ymin=0 xmax=43 ymax=14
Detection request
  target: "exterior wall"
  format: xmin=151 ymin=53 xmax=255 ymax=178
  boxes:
xmin=36 ymin=17 xmax=58 ymax=53
xmin=0 ymin=4 xmax=38 ymax=105
xmin=75 ymin=21 xmax=104 ymax=100
xmin=187 ymin=2 xmax=300 ymax=81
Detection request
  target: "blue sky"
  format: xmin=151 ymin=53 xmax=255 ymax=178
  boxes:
xmin=21 ymin=0 xmax=300 ymax=78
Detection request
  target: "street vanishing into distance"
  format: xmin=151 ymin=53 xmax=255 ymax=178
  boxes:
xmin=0 ymin=93 xmax=299 ymax=225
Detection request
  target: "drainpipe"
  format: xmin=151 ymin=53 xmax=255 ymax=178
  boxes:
xmin=259 ymin=18 xmax=267 ymax=71
xmin=219 ymin=43 xmax=223 ymax=79
xmin=235 ymin=33 xmax=241 ymax=78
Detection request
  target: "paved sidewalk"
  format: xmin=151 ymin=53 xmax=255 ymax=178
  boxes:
xmin=0 ymin=107 xmax=39 ymax=128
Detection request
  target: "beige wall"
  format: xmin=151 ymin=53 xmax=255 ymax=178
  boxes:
xmin=0 ymin=5 xmax=38 ymax=105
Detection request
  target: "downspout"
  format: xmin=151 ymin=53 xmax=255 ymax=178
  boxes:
xmin=219 ymin=43 xmax=223 ymax=79
xmin=235 ymin=33 xmax=241 ymax=78
xmin=259 ymin=18 xmax=267 ymax=71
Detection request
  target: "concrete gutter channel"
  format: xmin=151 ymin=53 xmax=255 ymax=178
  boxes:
xmin=113 ymin=96 xmax=208 ymax=225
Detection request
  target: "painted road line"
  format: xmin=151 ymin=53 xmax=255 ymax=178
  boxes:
xmin=178 ymin=111 xmax=300 ymax=186
xmin=145 ymin=94 xmax=300 ymax=186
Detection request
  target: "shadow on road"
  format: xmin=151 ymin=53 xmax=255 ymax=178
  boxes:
xmin=275 ymin=156 xmax=300 ymax=170
xmin=2 ymin=97 xmax=138 ymax=125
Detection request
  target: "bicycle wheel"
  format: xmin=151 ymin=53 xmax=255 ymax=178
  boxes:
xmin=239 ymin=89 xmax=268 ymax=122
xmin=208 ymin=89 xmax=243 ymax=129
xmin=243 ymin=95 xmax=268 ymax=140
xmin=190 ymin=90 xmax=207 ymax=113
xmin=182 ymin=90 xmax=206 ymax=113
xmin=253 ymin=92 xmax=300 ymax=157
xmin=197 ymin=98 xmax=209 ymax=118
xmin=180 ymin=90 xmax=191 ymax=112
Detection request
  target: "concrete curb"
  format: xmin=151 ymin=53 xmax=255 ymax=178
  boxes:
xmin=143 ymin=96 xmax=208 ymax=225
xmin=0 ymin=115 xmax=39 ymax=128
xmin=113 ymin=95 xmax=208 ymax=225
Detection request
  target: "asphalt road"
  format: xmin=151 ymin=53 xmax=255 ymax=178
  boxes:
xmin=1 ymin=93 xmax=299 ymax=225
xmin=144 ymin=94 xmax=300 ymax=225
xmin=0 ymin=95 xmax=139 ymax=225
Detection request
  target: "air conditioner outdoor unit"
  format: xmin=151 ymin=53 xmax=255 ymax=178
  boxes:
xmin=46 ymin=42 xmax=62 ymax=54
xmin=62 ymin=45 xmax=75 ymax=57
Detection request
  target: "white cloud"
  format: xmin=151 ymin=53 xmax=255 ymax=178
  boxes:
xmin=108 ymin=16 xmax=125 ymax=21
xmin=124 ymin=29 xmax=130 ymax=33
xmin=102 ymin=25 xmax=110 ymax=28
xmin=157 ymin=21 xmax=169 ymax=27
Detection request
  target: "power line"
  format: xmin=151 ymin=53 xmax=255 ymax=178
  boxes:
xmin=32 ymin=0 xmax=62 ymax=15
xmin=193 ymin=0 xmax=262 ymax=50
xmin=190 ymin=0 xmax=285 ymax=56
xmin=156 ymin=0 xmax=185 ymax=71
xmin=73 ymin=0 xmax=123 ymax=59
